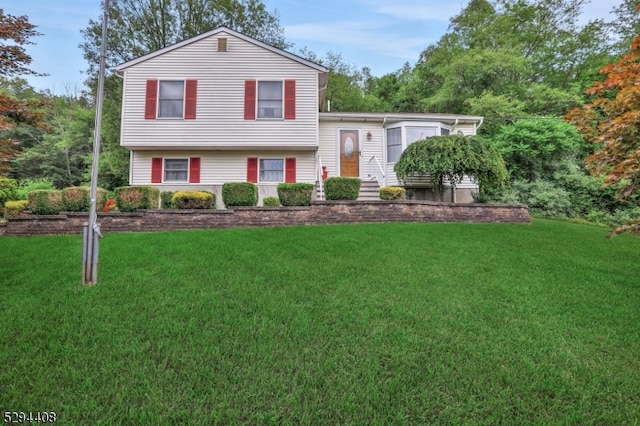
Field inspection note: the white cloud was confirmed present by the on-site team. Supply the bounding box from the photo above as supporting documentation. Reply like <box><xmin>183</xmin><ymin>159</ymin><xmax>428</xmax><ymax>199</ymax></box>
<box><xmin>359</xmin><ymin>0</ymin><xmax>463</xmax><ymax>22</ymax></box>
<box><xmin>285</xmin><ymin>20</ymin><xmax>434</xmax><ymax>62</ymax></box>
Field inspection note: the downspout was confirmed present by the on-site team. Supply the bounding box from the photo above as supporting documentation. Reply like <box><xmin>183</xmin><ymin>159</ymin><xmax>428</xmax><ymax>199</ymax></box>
<box><xmin>382</xmin><ymin>114</ymin><xmax>388</xmax><ymax>186</ymax></box>
<box><xmin>475</xmin><ymin>117</ymin><xmax>484</xmax><ymax>133</ymax></box>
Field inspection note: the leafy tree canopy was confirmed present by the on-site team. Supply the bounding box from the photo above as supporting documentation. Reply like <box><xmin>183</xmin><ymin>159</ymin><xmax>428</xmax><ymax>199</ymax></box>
<box><xmin>0</xmin><ymin>9</ymin><xmax>48</xmax><ymax>176</ymax></box>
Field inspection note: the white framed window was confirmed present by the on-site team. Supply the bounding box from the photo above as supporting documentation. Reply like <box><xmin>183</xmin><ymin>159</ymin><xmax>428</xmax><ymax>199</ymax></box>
<box><xmin>164</xmin><ymin>159</ymin><xmax>189</xmax><ymax>182</ymax></box>
<box><xmin>386</xmin><ymin>127</ymin><xmax>402</xmax><ymax>163</ymax></box>
<box><xmin>257</xmin><ymin>81</ymin><xmax>283</xmax><ymax>119</ymax></box>
<box><xmin>158</xmin><ymin>81</ymin><xmax>184</xmax><ymax>118</ymax></box>
<box><xmin>259</xmin><ymin>158</ymin><xmax>284</xmax><ymax>182</ymax></box>
<box><xmin>407</xmin><ymin>127</ymin><xmax>437</xmax><ymax>145</ymax></box>
<box><xmin>386</xmin><ymin>124</ymin><xmax>439</xmax><ymax>163</ymax></box>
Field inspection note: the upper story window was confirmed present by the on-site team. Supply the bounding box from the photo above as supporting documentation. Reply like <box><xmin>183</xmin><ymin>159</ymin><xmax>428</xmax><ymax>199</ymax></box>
<box><xmin>258</xmin><ymin>81</ymin><xmax>283</xmax><ymax>119</ymax></box>
<box><xmin>244</xmin><ymin>80</ymin><xmax>296</xmax><ymax>120</ymax></box>
<box><xmin>145</xmin><ymin>79</ymin><xmax>197</xmax><ymax>120</ymax></box>
<box><xmin>158</xmin><ymin>81</ymin><xmax>185</xmax><ymax>118</ymax></box>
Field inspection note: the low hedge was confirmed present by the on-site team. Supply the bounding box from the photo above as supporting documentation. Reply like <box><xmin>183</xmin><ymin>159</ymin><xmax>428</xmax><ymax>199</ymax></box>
<box><xmin>222</xmin><ymin>182</ymin><xmax>258</xmax><ymax>208</ymax></box>
<box><xmin>114</xmin><ymin>186</ymin><xmax>160</xmax><ymax>212</ymax></box>
<box><xmin>262</xmin><ymin>196</ymin><xmax>280</xmax><ymax>207</ymax></box>
<box><xmin>161</xmin><ymin>191</ymin><xmax>175</xmax><ymax>209</ymax></box>
<box><xmin>277</xmin><ymin>183</ymin><xmax>314</xmax><ymax>206</ymax></box>
<box><xmin>28</xmin><ymin>190</ymin><xmax>63</xmax><ymax>215</ymax></box>
<box><xmin>4</xmin><ymin>200</ymin><xmax>28</xmax><ymax>219</ymax></box>
<box><xmin>62</xmin><ymin>186</ymin><xmax>107</xmax><ymax>212</ymax></box>
<box><xmin>324</xmin><ymin>177</ymin><xmax>361</xmax><ymax>200</ymax></box>
<box><xmin>171</xmin><ymin>190</ymin><xmax>215</xmax><ymax>209</ymax></box>
<box><xmin>380</xmin><ymin>186</ymin><xmax>406</xmax><ymax>200</ymax></box>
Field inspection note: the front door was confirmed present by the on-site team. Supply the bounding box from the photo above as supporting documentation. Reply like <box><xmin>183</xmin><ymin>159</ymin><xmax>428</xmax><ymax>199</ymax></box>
<box><xmin>340</xmin><ymin>130</ymin><xmax>360</xmax><ymax>177</ymax></box>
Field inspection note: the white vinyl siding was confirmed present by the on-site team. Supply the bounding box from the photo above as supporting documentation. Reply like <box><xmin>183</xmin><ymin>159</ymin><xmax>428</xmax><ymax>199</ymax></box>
<box><xmin>119</xmin><ymin>32</ymin><xmax>319</xmax><ymax>151</ymax></box>
<box><xmin>131</xmin><ymin>151</ymin><xmax>316</xmax><ymax>185</ymax></box>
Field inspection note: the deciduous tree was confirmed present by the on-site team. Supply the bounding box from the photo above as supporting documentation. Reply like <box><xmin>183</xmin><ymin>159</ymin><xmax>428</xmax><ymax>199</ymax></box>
<box><xmin>565</xmin><ymin>32</ymin><xmax>640</xmax><ymax>236</ymax></box>
<box><xmin>0</xmin><ymin>9</ymin><xmax>47</xmax><ymax>176</ymax></box>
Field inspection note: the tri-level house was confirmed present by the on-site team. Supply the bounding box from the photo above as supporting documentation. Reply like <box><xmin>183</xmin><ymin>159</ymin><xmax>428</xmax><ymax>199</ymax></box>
<box><xmin>116</xmin><ymin>26</ymin><xmax>484</xmax><ymax>208</ymax></box>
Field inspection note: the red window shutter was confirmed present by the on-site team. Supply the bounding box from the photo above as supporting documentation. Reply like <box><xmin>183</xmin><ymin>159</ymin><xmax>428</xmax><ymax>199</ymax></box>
<box><xmin>185</xmin><ymin>80</ymin><xmax>197</xmax><ymax>119</ymax></box>
<box><xmin>189</xmin><ymin>157</ymin><xmax>201</xmax><ymax>183</ymax></box>
<box><xmin>247</xmin><ymin>157</ymin><xmax>258</xmax><ymax>183</ymax></box>
<box><xmin>145</xmin><ymin>80</ymin><xmax>158</xmax><ymax>119</ymax></box>
<box><xmin>284</xmin><ymin>80</ymin><xmax>296</xmax><ymax>120</ymax></box>
<box><xmin>244</xmin><ymin>80</ymin><xmax>256</xmax><ymax>120</ymax></box>
<box><xmin>151</xmin><ymin>157</ymin><xmax>163</xmax><ymax>183</ymax></box>
<box><xmin>285</xmin><ymin>158</ymin><xmax>296</xmax><ymax>183</ymax></box>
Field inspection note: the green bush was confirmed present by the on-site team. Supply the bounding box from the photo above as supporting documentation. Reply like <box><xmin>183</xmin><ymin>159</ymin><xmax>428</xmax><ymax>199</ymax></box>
<box><xmin>16</xmin><ymin>178</ymin><xmax>55</xmax><ymax>200</ymax></box>
<box><xmin>512</xmin><ymin>180</ymin><xmax>572</xmax><ymax>218</ymax></box>
<box><xmin>114</xmin><ymin>186</ymin><xmax>160</xmax><ymax>212</ymax></box>
<box><xmin>324</xmin><ymin>177</ymin><xmax>361</xmax><ymax>200</ymax></box>
<box><xmin>61</xmin><ymin>186</ymin><xmax>107</xmax><ymax>212</ymax></box>
<box><xmin>0</xmin><ymin>177</ymin><xmax>18</xmax><ymax>206</ymax></box>
<box><xmin>171</xmin><ymin>190</ymin><xmax>215</xmax><ymax>209</ymax></box>
<box><xmin>221</xmin><ymin>182</ymin><xmax>258</xmax><ymax>208</ymax></box>
<box><xmin>379</xmin><ymin>186</ymin><xmax>406</xmax><ymax>200</ymax></box>
<box><xmin>262</xmin><ymin>196</ymin><xmax>281</xmax><ymax>207</ymax></box>
<box><xmin>161</xmin><ymin>191</ymin><xmax>176</xmax><ymax>209</ymax></box>
<box><xmin>28</xmin><ymin>190</ymin><xmax>63</xmax><ymax>215</ymax></box>
<box><xmin>4</xmin><ymin>200</ymin><xmax>28</xmax><ymax>219</ymax></box>
<box><xmin>277</xmin><ymin>183</ymin><xmax>314</xmax><ymax>206</ymax></box>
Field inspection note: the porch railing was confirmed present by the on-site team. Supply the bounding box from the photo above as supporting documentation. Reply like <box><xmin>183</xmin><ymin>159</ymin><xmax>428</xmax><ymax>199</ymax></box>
<box><xmin>368</xmin><ymin>155</ymin><xmax>385</xmax><ymax>186</ymax></box>
<box><xmin>317</xmin><ymin>155</ymin><xmax>325</xmax><ymax>200</ymax></box>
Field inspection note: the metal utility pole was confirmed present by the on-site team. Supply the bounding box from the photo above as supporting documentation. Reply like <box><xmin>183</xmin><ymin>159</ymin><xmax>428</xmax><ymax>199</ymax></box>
<box><xmin>83</xmin><ymin>0</ymin><xmax>109</xmax><ymax>285</ymax></box>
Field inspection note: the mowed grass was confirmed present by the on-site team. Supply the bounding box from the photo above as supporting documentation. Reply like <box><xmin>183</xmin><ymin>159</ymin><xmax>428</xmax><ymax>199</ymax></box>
<box><xmin>1</xmin><ymin>219</ymin><xmax>639</xmax><ymax>424</ymax></box>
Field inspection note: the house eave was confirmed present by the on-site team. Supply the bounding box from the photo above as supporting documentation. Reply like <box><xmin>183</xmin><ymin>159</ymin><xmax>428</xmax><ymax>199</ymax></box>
<box><xmin>122</xmin><ymin>144</ymin><xmax>319</xmax><ymax>152</ymax></box>
<box><xmin>319</xmin><ymin>112</ymin><xmax>484</xmax><ymax>126</ymax></box>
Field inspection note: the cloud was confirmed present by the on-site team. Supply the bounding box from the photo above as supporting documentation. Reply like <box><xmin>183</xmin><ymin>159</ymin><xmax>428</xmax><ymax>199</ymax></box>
<box><xmin>359</xmin><ymin>0</ymin><xmax>463</xmax><ymax>22</ymax></box>
<box><xmin>285</xmin><ymin>20</ymin><xmax>435</xmax><ymax>62</ymax></box>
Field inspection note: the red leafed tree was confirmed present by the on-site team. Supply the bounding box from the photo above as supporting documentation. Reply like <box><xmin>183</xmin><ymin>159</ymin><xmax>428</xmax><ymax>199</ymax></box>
<box><xmin>0</xmin><ymin>8</ymin><xmax>48</xmax><ymax>176</ymax></box>
<box><xmin>565</xmin><ymin>31</ymin><xmax>640</xmax><ymax>236</ymax></box>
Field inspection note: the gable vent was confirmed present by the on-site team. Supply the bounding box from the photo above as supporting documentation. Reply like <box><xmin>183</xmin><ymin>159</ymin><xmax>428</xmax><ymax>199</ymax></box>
<box><xmin>217</xmin><ymin>38</ymin><xmax>227</xmax><ymax>52</ymax></box>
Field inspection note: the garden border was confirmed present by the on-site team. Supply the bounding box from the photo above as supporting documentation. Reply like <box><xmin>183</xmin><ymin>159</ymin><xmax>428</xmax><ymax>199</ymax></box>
<box><xmin>0</xmin><ymin>200</ymin><xmax>530</xmax><ymax>236</ymax></box>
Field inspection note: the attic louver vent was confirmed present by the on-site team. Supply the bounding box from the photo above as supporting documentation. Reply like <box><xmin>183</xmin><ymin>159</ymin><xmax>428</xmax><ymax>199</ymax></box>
<box><xmin>218</xmin><ymin>38</ymin><xmax>227</xmax><ymax>52</ymax></box>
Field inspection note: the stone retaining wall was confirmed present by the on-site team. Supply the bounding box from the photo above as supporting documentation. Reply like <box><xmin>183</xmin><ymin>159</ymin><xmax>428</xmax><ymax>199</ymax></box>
<box><xmin>0</xmin><ymin>201</ymin><xmax>530</xmax><ymax>236</ymax></box>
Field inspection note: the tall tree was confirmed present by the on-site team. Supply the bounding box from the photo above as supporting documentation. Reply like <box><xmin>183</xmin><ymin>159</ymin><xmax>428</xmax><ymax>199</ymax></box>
<box><xmin>565</xmin><ymin>32</ymin><xmax>640</xmax><ymax>236</ymax></box>
<box><xmin>412</xmin><ymin>0</ymin><xmax>610</xmax><ymax>120</ymax></box>
<box><xmin>0</xmin><ymin>9</ymin><xmax>48</xmax><ymax>176</ymax></box>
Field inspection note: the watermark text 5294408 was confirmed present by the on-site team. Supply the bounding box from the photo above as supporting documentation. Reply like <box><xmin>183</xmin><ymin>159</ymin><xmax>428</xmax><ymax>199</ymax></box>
<box><xmin>3</xmin><ymin>412</ymin><xmax>56</xmax><ymax>423</ymax></box>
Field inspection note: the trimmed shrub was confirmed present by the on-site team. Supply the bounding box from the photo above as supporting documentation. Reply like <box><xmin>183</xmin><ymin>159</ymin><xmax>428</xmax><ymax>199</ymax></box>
<box><xmin>263</xmin><ymin>196</ymin><xmax>281</xmax><ymax>207</ymax></box>
<box><xmin>61</xmin><ymin>186</ymin><xmax>107</xmax><ymax>212</ymax></box>
<box><xmin>277</xmin><ymin>183</ymin><xmax>314</xmax><ymax>206</ymax></box>
<box><xmin>0</xmin><ymin>177</ymin><xmax>18</xmax><ymax>206</ymax></box>
<box><xmin>324</xmin><ymin>177</ymin><xmax>361</xmax><ymax>200</ymax></box>
<box><xmin>380</xmin><ymin>186</ymin><xmax>406</xmax><ymax>200</ymax></box>
<box><xmin>221</xmin><ymin>182</ymin><xmax>258</xmax><ymax>208</ymax></box>
<box><xmin>4</xmin><ymin>200</ymin><xmax>28</xmax><ymax>219</ymax></box>
<box><xmin>114</xmin><ymin>186</ymin><xmax>160</xmax><ymax>212</ymax></box>
<box><xmin>161</xmin><ymin>191</ymin><xmax>176</xmax><ymax>209</ymax></box>
<box><xmin>171</xmin><ymin>190</ymin><xmax>215</xmax><ymax>209</ymax></box>
<box><xmin>28</xmin><ymin>190</ymin><xmax>63</xmax><ymax>215</ymax></box>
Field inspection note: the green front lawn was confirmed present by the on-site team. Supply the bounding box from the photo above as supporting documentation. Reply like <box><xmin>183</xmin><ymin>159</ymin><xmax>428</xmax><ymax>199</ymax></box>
<box><xmin>1</xmin><ymin>220</ymin><xmax>639</xmax><ymax>424</ymax></box>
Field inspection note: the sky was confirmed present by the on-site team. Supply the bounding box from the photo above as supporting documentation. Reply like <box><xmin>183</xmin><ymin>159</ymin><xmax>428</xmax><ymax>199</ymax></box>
<box><xmin>3</xmin><ymin>0</ymin><xmax>620</xmax><ymax>94</ymax></box>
